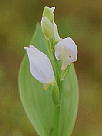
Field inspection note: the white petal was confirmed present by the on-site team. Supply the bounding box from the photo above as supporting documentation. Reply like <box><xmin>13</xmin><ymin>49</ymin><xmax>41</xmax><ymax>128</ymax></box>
<box><xmin>24</xmin><ymin>45</ymin><xmax>55</xmax><ymax>83</ymax></box>
<box><xmin>55</xmin><ymin>37</ymin><xmax>77</xmax><ymax>70</ymax></box>
<box><xmin>54</xmin><ymin>23</ymin><xmax>62</xmax><ymax>42</ymax></box>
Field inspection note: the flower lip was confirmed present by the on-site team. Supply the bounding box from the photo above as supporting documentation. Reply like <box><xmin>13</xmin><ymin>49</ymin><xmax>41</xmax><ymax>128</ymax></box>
<box><xmin>24</xmin><ymin>45</ymin><xmax>55</xmax><ymax>83</ymax></box>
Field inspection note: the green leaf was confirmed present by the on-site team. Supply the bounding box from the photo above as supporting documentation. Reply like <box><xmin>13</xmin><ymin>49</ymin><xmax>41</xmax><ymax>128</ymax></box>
<box><xmin>18</xmin><ymin>24</ymin><xmax>78</xmax><ymax>136</ymax></box>
<box><xmin>19</xmin><ymin>24</ymin><xmax>57</xmax><ymax>136</ymax></box>
<box><xmin>58</xmin><ymin>64</ymin><xmax>78</xmax><ymax>136</ymax></box>
<box><xmin>30</xmin><ymin>24</ymin><xmax>48</xmax><ymax>55</ymax></box>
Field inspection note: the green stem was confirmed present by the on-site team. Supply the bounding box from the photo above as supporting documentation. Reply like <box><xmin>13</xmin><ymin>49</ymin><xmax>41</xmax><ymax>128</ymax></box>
<box><xmin>48</xmin><ymin>41</ymin><xmax>60</xmax><ymax>86</ymax></box>
<box><xmin>47</xmin><ymin>40</ymin><xmax>71</xmax><ymax>136</ymax></box>
<box><xmin>61</xmin><ymin>65</ymin><xmax>71</xmax><ymax>81</ymax></box>
<box><xmin>46</xmin><ymin>40</ymin><xmax>61</xmax><ymax>136</ymax></box>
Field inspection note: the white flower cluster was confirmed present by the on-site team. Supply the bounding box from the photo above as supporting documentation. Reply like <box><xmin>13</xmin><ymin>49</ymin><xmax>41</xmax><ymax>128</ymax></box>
<box><xmin>24</xmin><ymin>7</ymin><xmax>77</xmax><ymax>84</ymax></box>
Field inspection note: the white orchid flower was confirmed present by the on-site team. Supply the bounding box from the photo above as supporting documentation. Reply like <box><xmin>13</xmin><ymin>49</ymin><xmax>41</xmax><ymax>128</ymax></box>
<box><xmin>24</xmin><ymin>45</ymin><xmax>55</xmax><ymax>83</ymax></box>
<box><xmin>55</xmin><ymin>37</ymin><xmax>77</xmax><ymax>70</ymax></box>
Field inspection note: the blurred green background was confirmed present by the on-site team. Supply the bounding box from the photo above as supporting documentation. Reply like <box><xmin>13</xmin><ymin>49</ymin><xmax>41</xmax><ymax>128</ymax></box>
<box><xmin>0</xmin><ymin>0</ymin><xmax>102</xmax><ymax>136</ymax></box>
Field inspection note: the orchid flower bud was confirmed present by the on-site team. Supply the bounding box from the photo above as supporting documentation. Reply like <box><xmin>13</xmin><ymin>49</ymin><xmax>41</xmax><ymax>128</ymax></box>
<box><xmin>41</xmin><ymin>6</ymin><xmax>61</xmax><ymax>42</ymax></box>
<box><xmin>41</xmin><ymin>16</ymin><xmax>54</xmax><ymax>40</ymax></box>
<box><xmin>43</xmin><ymin>6</ymin><xmax>55</xmax><ymax>22</ymax></box>
<box><xmin>24</xmin><ymin>45</ymin><xmax>55</xmax><ymax>83</ymax></box>
<box><xmin>55</xmin><ymin>38</ymin><xmax>77</xmax><ymax>70</ymax></box>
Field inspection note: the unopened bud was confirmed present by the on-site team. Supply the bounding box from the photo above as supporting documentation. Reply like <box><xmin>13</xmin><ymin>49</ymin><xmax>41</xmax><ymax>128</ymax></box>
<box><xmin>41</xmin><ymin>16</ymin><xmax>54</xmax><ymax>40</ymax></box>
<box><xmin>43</xmin><ymin>6</ymin><xmax>55</xmax><ymax>22</ymax></box>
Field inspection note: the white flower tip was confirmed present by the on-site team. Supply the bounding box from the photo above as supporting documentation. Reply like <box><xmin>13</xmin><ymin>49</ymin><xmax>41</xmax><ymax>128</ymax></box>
<box><xmin>24</xmin><ymin>47</ymin><xmax>28</xmax><ymax>50</ymax></box>
<box><xmin>24</xmin><ymin>45</ymin><xmax>34</xmax><ymax>50</ymax></box>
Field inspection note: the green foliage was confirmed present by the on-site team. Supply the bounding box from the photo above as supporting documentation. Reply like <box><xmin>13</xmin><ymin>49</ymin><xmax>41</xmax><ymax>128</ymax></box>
<box><xmin>58</xmin><ymin>64</ymin><xmax>78</xmax><ymax>136</ymax></box>
<box><xmin>18</xmin><ymin>24</ymin><xmax>78</xmax><ymax>136</ymax></box>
